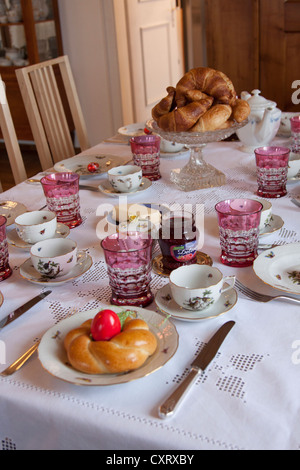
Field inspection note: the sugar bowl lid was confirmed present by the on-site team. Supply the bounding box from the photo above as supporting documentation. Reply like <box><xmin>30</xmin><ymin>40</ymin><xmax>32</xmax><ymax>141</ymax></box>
<box><xmin>241</xmin><ymin>89</ymin><xmax>277</xmax><ymax>110</ymax></box>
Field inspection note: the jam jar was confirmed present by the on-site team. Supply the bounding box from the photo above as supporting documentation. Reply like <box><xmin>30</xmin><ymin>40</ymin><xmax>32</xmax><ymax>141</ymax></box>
<box><xmin>158</xmin><ymin>211</ymin><xmax>198</xmax><ymax>272</ymax></box>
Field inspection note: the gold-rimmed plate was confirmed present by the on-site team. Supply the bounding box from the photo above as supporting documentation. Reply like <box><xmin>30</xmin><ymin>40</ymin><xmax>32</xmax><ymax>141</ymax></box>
<box><xmin>0</xmin><ymin>201</ymin><xmax>27</xmax><ymax>226</ymax></box>
<box><xmin>0</xmin><ymin>291</ymin><xmax>3</xmax><ymax>308</ymax></box>
<box><xmin>38</xmin><ymin>306</ymin><xmax>178</xmax><ymax>386</ymax></box>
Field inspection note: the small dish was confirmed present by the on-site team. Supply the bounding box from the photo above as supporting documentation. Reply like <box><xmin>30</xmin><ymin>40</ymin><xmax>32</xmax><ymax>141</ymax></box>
<box><xmin>0</xmin><ymin>201</ymin><xmax>27</xmax><ymax>226</ymax></box>
<box><xmin>155</xmin><ymin>283</ymin><xmax>238</xmax><ymax>322</ymax></box>
<box><xmin>98</xmin><ymin>177</ymin><xmax>152</xmax><ymax>197</ymax></box>
<box><xmin>259</xmin><ymin>214</ymin><xmax>284</xmax><ymax>237</ymax></box>
<box><xmin>7</xmin><ymin>223</ymin><xmax>70</xmax><ymax>250</ymax></box>
<box><xmin>19</xmin><ymin>252</ymin><xmax>93</xmax><ymax>286</ymax></box>
<box><xmin>160</xmin><ymin>148</ymin><xmax>190</xmax><ymax>158</ymax></box>
<box><xmin>118</xmin><ymin>122</ymin><xmax>146</xmax><ymax>137</ymax></box>
<box><xmin>152</xmin><ymin>252</ymin><xmax>213</xmax><ymax>277</ymax></box>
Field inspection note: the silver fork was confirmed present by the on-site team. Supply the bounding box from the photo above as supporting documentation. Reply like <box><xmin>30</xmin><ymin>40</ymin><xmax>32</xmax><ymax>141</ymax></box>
<box><xmin>235</xmin><ymin>279</ymin><xmax>300</xmax><ymax>305</ymax></box>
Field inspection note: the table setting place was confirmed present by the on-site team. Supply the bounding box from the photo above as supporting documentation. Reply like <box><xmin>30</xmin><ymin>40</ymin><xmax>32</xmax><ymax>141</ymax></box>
<box><xmin>0</xmin><ymin>67</ymin><xmax>300</xmax><ymax>451</ymax></box>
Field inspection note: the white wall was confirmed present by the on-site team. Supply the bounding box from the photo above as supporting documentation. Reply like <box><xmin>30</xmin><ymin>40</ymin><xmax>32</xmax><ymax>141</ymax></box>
<box><xmin>57</xmin><ymin>0</ymin><xmax>123</xmax><ymax>146</ymax></box>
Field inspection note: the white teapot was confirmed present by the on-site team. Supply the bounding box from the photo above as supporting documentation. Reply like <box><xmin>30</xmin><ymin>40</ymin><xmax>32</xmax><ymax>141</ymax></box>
<box><xmin>236</xmin><ymin>89</ymin><xmax>282</xmax><ymax>153</ymax></box>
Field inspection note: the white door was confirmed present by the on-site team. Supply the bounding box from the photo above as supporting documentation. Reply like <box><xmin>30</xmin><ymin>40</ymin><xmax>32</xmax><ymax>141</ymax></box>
<box><xmin>114</xmin><ymin>0</ymin><xmax>185</xmax><ymax>124</ymax></box>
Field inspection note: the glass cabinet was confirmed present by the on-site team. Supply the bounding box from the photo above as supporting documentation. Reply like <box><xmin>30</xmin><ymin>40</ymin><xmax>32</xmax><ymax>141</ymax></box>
<box><xmin>0</xmin><ymin>0</ymin><xmax>63</xmax><ymax>140</ymax></box>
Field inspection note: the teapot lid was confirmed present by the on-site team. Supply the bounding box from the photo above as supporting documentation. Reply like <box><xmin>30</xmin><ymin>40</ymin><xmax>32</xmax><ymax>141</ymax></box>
<box><xmin>242</xmin><ymin>89</ymin><xmax>277</xmax><ymax>109</ymax></box>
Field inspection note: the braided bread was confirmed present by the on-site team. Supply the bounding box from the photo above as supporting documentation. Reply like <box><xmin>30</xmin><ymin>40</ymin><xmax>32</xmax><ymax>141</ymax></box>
<box><xmin>64</xmin><ymin>318</ymin><xmax>157</xmax><ymax>374</ymax></box>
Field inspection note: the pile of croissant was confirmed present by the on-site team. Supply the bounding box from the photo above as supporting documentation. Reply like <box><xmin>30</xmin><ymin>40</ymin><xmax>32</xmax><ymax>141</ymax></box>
<box><xmin>152</xmin><ymin>67</ymin><xmax>250</xmax><ymax>133</ymax></box>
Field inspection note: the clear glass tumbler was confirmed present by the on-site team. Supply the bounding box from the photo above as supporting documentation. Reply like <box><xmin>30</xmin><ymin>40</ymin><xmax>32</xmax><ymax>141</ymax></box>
<box><xmin>41</xmin><ymin>173</ymin><xmax>82</xmax><ymax>229</ymax></box>
<box><xmin>130</xmin><ymin>135</ymin><xmax>161</xmax><ymax>181</ymax></box>
<box><xmin>290</xmin><ymin>116</ymin><xmax>300</xmax><ymax>154</ymax></box>
<box><xmin>101</xmin><ymin>231</ymin><xmax>153</xmax><ymax>307</ymax></box>
<box><xmin>0</xmin><ymin>216</ymin><xmax>12</xmax><ymax>281</ymax></box>
<box><xmin>254</xmin><ymin>146</ymin><xmax>290</xmax><ymax>198</ymax></box>
<box><xmin>215</xmin><ymin>199</ymin><xmax>263</xmax><ymax>267</ymax></box>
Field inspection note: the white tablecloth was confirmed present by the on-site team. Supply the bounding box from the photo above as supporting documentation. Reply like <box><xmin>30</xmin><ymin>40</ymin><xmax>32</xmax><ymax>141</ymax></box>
<box><xmin>0</xmin><ymin>137</ymin><xmax>300</xmax><ymax>451</ymax></box>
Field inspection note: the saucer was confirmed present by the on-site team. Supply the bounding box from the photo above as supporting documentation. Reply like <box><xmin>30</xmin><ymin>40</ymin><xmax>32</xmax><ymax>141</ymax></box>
<box><xmin>155</xmin><ymin>283</ymin><xmax>238</xmax><ymax>322</ymax></box>
<box><xmin>152</xmin><ymin>252</ymin><xmax>213</xmax><ymax>277</ymax></box>
<box><xmin>98</xmin><ymin>178</ymin><xmax>152</xmax><ymax>197</ymax></box>
<box><xmin>259</xmin><ymin>214</ymin><xmax>284</xmax><ymax>237</ymax></box>
<box><xmin>7</xmin><ymin>223</ymin><xmax>70</xmax><ymax>250</ymax></box>
<box><xmin>0</xmin><ymin>201</ymin><xmax>27</xmax><ymax>226</ymax></box>
<box><xmin>19</xmin><ymin>252</ymin><xmax>93</xmax><ymax>286</ymax></box>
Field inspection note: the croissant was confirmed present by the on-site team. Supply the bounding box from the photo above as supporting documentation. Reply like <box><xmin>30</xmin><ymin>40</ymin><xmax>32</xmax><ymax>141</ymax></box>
<box><xmin>191</xmin><ymin>104</ymin><xmax>233</xmax><ymax>132</ymax></box>
<box><xmin>157</xmin><ymin>97</ymin><xmax>213</xmax><ymax>132</ymax></box>
<box><xmin>175</xmin><ymin>67</ymin><xmax>236</xmax><ymax>108</ymax></box>
<box><xmin>64</xmin><ymin>318</ymin><xmax>157</xmax><ymax>375</ymax></box>
<box><xmin>152</xmin><ymin>86</ymin><xmax>176</xmax><ymax>121</ymax></box>
<box><xmin>231</xmin><ymin>98</ymin><xmax>251</xmax><ymax>123</ymax></box>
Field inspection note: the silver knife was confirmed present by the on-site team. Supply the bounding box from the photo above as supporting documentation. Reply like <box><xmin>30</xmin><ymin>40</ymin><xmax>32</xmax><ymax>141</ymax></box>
<box><xmin>291</xmin><ymin>198</ymin><xmax>300</xmax><ymax>208</ymax></box>
<box><xmin>0</xmin><ymin>290</ymin><xmax>51</xmax><ymax>330</ymax></box>
<box><xmin>158</xmin><ymin>320</ymin><xmax>235</xmax><ymax>419</ymax></box>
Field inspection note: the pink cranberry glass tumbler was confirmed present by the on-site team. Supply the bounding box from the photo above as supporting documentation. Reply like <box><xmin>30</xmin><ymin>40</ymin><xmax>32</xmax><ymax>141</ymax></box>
<box><xmin>290</xmin><ymin>116</ymin><xmax>300</xmax><ymax>153</ymax></box>
<box><xmin>41</xmin><ymin>173</ymin><xmax>82</xmax><ymax>229</ymax></box>
<box><xmin>0</xmin><ymin>216</ymin><xmax>12</xmax><ymax>281</ymax></box>
<box><xmin>130</xmin><ymin>135</ymin><xmax>161</xmax><ymax>181</ymax></box>
<box><xmin>101</xmin><ymin>232</ymin><xmax>153</xmax><ymax>307</ymax></box>
<box><xmin>215</xmin><ymin>199</ymin><xmax>262</xmax><ymax>267</ymax></box>
<box><xmin>254</xmin><ymin>146</ymin><xmax>290</xmax><ymax>198</ymax></box>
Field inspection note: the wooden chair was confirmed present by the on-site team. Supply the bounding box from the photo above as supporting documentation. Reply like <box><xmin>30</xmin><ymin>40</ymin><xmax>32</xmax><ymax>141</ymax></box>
<box><xmin>16</xmin><ymin>55</ymin><xmax>90</xmax><ymax>171</ymax></box>
<box><xmin>0</xmin><ymin>76</ymin><xmax>27</xmax><ymax>188</ymax></box>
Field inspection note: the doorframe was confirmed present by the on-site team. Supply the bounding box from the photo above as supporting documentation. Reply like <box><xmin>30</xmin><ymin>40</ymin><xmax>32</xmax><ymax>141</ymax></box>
<box><xmin>112</xmin><ymin>0</ymin><xmax>135</xmax><ymax>125</ymax></box>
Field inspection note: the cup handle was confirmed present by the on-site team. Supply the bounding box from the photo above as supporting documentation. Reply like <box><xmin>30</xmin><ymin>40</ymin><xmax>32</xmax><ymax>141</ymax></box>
<box><xmin>220</xmin><ymin>275</ymin><xmax>236</xmax><ymax>293</ymax></box>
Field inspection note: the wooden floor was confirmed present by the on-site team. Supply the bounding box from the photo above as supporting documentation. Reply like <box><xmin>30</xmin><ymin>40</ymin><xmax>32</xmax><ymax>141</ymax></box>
<box><xmin>0</xmin><ymin>144</ymin><xmax>42</xmax><ymax>192</ymax></box>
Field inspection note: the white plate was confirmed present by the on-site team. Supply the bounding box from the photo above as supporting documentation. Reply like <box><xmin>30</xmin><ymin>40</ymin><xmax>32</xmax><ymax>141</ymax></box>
<box><xmin>160</xmin><ymin>148</ymin><xmax>190</xmax><ymax>158</ymax></box>
<box><xmin>118</xmin><ymin>122</ymin><xmax>146</xmax><ymax>137</ymax></box>
<box><xmin>253</xmin><ymin>243</ymin><xmax>300</xmax><ymax>295</ymax></box>
<box><xmin>19</xmin><ymin>252</ymin><xmax>93</xmax><ymax>286</ymax></box>
<box><xmin>7</xmin><ymin>223</ymin><xmax>70</xmax><ymax>250</ymax></box>
<box><xmin>0</xmin><ymin>201</ymin><xmax>27</xmax><ymax>226</ymax></box>
<box><xmin>53</xmin><ymin>154</ymin><xmax>131</xmax><ymax>178</ymax></box>
<box><xmin>259</xmin><ymin>214</ymin><xmax>284</xmax><ymax>237</ymax></box>
<box><xmin>38</xmin><ymin>306</ymin><xmax>178</xmax><ymax>386</ymax></box>
<box><xmin>98</xmin><ymin>177</ymin><xmax>152</xmax><ymax>197</ymax></box>
<box><xmin>155</xmin><ymin>283</ymin><xmax>238</xmax><ymax>322</ymax></box>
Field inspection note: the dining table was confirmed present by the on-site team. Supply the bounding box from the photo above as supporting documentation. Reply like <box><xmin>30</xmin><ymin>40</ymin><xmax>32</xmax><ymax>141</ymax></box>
<box><xmin>0</xmin><ymin>129</ymin><xmax>300</xmax><ymax>452</ymax></box>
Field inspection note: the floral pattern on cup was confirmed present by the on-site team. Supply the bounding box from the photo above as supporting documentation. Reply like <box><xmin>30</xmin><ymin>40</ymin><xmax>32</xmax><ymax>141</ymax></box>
<box><xmin>169</xmin><ymin>265</ymin><xmax>236</xmax><ymax>311</ymax></box>
<box><xmin>108</xmin><ymin>165</ymin><xmax>143</xmax><ymax>193</ymax></box>
<box><xmin>30</xmin><ymin>238</ymin><xmax>78</xmax><ymax>279</ymax></box>
<box><xmin>15</xmin><ymin>211</ymin><xmax>57</xmax><ymax>244</ymax></box>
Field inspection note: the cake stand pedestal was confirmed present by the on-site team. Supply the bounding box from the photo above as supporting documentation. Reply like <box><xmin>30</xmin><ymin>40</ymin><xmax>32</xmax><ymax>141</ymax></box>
<box><xmin>146</xmin><ymin>119</ymin><xmax>247</xmax><ymax>192</ymax></box>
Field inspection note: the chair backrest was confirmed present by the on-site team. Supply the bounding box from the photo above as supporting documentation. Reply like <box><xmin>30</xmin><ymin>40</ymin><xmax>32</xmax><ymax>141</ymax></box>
<box><xmin>0</xmin><ymin>76</ymin><xmax>27</xmax><ymax>187</ymax></box>
<box><xmin>16</xmin><ymin>55</ymin><xmax>90</xmax><ymax>170</ymax></box>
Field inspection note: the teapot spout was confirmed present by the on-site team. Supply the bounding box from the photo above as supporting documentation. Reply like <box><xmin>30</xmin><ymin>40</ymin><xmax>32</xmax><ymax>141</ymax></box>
<box><xmin>256</xmin><ymin>107</ymin><xmax>275</xmax><ymax>141</ymax></box>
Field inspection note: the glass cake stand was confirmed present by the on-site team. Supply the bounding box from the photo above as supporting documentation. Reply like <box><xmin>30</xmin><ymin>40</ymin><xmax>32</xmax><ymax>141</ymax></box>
<box><xmin>146</xmin><ymin>119</ymin><xmax>248</xmax><ymax>191</ymax></box>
